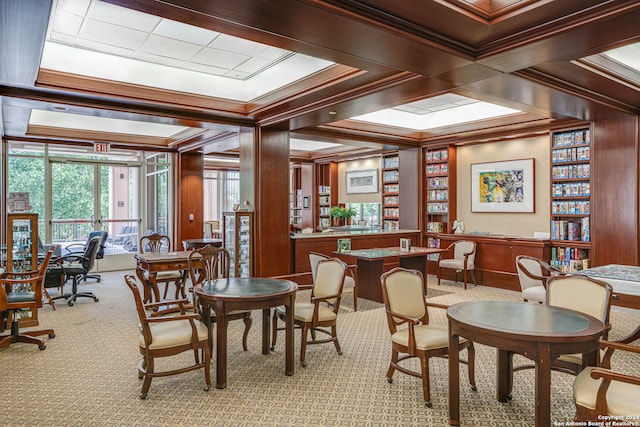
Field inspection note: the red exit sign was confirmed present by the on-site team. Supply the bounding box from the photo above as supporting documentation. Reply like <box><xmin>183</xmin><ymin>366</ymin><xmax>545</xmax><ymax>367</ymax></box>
<box><xmin>94</xmin><ymin>143</ymin><xmax>110</xmax><ymax>153</ymax></box>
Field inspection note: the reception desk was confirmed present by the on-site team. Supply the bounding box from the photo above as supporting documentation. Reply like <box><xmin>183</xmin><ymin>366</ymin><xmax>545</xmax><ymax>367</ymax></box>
<box><xmin>290</xmin><ymin>229</ymin><xmax>421</xmax><ymax>274</ymax></box>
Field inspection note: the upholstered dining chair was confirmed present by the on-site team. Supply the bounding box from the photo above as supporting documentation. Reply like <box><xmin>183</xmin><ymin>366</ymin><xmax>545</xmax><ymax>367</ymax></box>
<box><xmin>573</xmin><ymin>340</ymin><xmax>640</xmax><ymax>422</ymax></box>
<box><xmin>124</xmin><ymin>274</ymin><xmax>211</xmax><ymax>399</ymax></box>
<box><xmin>204</xmin><ymin>220</ymin><xmax>221</xmax><ymax>238</ymax></box>
<box><xmin>187</xmin><ymin>245</ymin><xmax>252</xmax><ymax>351</ymax></box>
<box><xmin>0</xmin><ymin>248</ymin><xmax>56</xmax><ymax>350</ymax></box>
<box><xmin>381</xmin><ymin>267</ymin><xmax>476</xmax><ymax>407</ymax></box>
<box><xmin>271</xmin><ymin>257</ymin><xmax>347</xmax><ymax>367</ymax></box>
<box><xmin>139</xmin><ymin>233</ymin><xmax>184</xmax><ymax>300</ymax></box>
<box><xmin>515</xmin><ymin>255</ymin><xmax>561</xmax><ymax>303</ymax></box>
<box><xmin>547</xmin><ymin>274</ymin><xmax>613</xmax><ymax>374</ymax></box>
<box><xmin>309</xmin><ymin>251</ymin><xmax>359</xmax><ymax>311</ymax></box>
<box><xmin>437</xmin><ymin>240</ymin><xmax>477</xmax><ymax>289</ymax></box>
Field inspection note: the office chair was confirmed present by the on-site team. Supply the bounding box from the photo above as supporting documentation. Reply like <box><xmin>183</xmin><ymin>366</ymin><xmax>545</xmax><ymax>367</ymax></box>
<box><xmin>51</xmin><ymin>235</ymin><xmax>101</xmax><ymax>306</ymax></box>
<box><xmin>64</xmin><ymin>230</ymin><xmax>108</xmax><ymax>283</ymax></box>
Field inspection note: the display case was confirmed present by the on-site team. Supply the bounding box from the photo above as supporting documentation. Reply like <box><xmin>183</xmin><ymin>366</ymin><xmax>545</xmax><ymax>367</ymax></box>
<box><xmin>223</xmin><ymin>211</ymin><xmax>254</xmax><ymax>277</ymax></box>
<box><xmin>290</xmin><ymin>166</ymin><xmax>303</xmax><ymax>232</ymax></box>
<box><xmin>381</xmin><ymin>153</ymin><xmax>399</xmax><ymax>231</ymax></box>
<box><xmin>6</xmin><ymin>213</ymin><xmax>39</xmax><ymax>272</ymax></box>
<box><xmin>550</xmin><ymin>127</ymin><xmax>591</xmax><ymax>272</ymax></box>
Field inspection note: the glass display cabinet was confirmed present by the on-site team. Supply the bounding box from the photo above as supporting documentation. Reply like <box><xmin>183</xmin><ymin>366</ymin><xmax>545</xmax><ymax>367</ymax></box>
<box><xmin>223</xmin><ymin>211</ymin><xmax>254</xmax><ymax>277</ymax></box>
<box><xmin>6</xmin><ymin>213</ymin><xmax>39</xmax><ymax>272</ymax></box>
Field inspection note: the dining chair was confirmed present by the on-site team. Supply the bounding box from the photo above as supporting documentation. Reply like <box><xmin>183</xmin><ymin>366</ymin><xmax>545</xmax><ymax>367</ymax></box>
<box><xmin>139</xmin><ymin>233</ymin><xmax>184</xmax><ymax>300</ymax></box>
<box><xmin>437</xmin><ymin>240</ymin><xmax>477</xmax><ymax>289</ymax></box>
<box><xmin>381</xmin><ymin>267</ymin><xmax>476</xmax><ymax>407</ymax></box>
<box><xmin>204</xmin><ymin>220</ymin><xmax>221</xmax><ymax>238</ymax></box>
<box><xmin>187</xmin><ymin>245</ymin><xmax>252</xmax><ymax>351</ymax></box>
<box><xmin>124</xmin><ymin>274</ymin><xmax>211</xmax><ymax>399</ymax></box>
<box><xmin>573</xmin><ymin>340</ymin><xmax>640</xmax><ymax>421</ymax></box>
<box><xmin>515</xmin><ymin>255</ymin><xmax>561</xmax><ymax>303</ymax></box>
<box><xmin>0</xmin><ymin>248</ymin><xmax>56</xmax><ymax>350</ymax></box>
<box><xmin>547</xmin><ymin>274</ymin><xmax>613</xmax><ymax>374</ymax></box>
<box><xmin>271</xmin><ymin>257</ymin><xmax>347</xmax><ymax>367</ymax></box>
<box><xmin>309</xmin><ymin>251</ymin><xmax>358</xmax><ymax>311</ymax></box>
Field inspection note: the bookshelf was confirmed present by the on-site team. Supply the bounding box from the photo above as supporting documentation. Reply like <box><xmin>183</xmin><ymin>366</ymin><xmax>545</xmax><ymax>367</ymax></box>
<box><xmin>424</xmin><ymin>146</ymin><xmax>456</xmax><ymax>263</ymax></box>
<box><xmin>290</xmin><ymin>166</ymin><xmax>303</xmax><ymax>232</ymax></box>
<box><xmin>381</xmin><ymin>153</ymin><xmax>399</xmax><ymax>231</ymax></box>
<box><xmin>316</xmin><ymin>162</ymin><xmax>338</xmax><ymax>229</ymax></box>
<box><xmin>550</xmin><ymin>127</ymin><xmax>591</xmax><ymax>272</ymax></box>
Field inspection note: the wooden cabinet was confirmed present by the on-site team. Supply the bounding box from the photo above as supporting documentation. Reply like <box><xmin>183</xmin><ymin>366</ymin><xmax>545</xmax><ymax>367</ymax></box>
<box><xmin>381</xmin><ymin>153</ymin><xmax>399</xmax><ymax>231</ymax></box>
<box><xmin>222</xmin><ymin>211</ymin><xmax>254</xmax><ymax>277</ymax></box>
<box><xmin>6</xmin><ymin>213</ymin><xmax>39</xmax><ymax>272</ymax></box>
<box><xmin>436</xmin><ymin>233</ymin><xmax>551</xmax><ymax>291</ymax></box>
<box><xmin>550</xmin><ymin>127</ymin><xmax>591</xmax><ymax>272</ymax></box>
<box><xmin>316</xmin><ymin>162</ymin><xmax>338</xmax><ymax>229</ymax></box>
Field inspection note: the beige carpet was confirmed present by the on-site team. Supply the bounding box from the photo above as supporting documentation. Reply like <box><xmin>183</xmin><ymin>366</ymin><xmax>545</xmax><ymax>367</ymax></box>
<box><xmin>1</xmin><ymin>271</ymin><xmax>639</xmax><ymax>427</ymax></box>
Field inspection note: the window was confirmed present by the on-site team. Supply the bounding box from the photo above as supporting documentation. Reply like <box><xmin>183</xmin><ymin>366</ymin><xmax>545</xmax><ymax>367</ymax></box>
<box><xmin>346</xmin><ymin>203</ymin><xmax>381</xmax><ymax>228</ymax></box>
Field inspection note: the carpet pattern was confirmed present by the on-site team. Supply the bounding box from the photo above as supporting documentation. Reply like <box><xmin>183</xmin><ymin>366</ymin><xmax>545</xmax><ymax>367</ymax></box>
<box><xmin>1</xmin><ymin>271</ymin><xmax>639</xmax><ymax>426</ymax></box>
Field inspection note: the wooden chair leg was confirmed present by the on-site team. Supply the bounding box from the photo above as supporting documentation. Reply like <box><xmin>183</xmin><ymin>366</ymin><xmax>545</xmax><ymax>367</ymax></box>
<box><xmin>437</xmin><ymin>265</ymin><xmax>442</xmax><ymax>286</ymax></box>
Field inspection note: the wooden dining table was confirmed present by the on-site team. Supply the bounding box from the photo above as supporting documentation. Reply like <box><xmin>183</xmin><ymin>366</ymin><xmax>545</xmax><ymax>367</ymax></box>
<box><xmin>335</xmin><ymin>246</ymin><xmax>446</xmax><ymax>302</ymax></box>
<box><xmin>194</xmin><ymin>277</ymin><xmax>297</xmax><ymax>389</ymax></box>
<box><xmin>134</xmin><ymin>251</ymin><xmax>192</xmax><ymax>303</ymax></box>
<box><xmin>447</xmin><ymin>301</ymin><xmax>605</xmax><ymax>427</ymax></box>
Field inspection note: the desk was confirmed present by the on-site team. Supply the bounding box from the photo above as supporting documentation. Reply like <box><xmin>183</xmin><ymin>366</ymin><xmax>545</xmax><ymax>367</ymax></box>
<box><xmin>336</xmin><ymin>246</ymin><xmax>446</xmax><ymax>303</ymax></box>
<box><xmin>182</xmin><ymin>238</ymin><xmax>223</xmax><ymax>251</ymax></box>
<box><xmin>194</xmin><ymin>277</ymin><xmax>297</xmax><ymax>389</ymax></box>
<box><xmin>448</xmin><ymin>301</ymin><xmax>605</xmax><ymax>427</ymax></box>
<box><xmin>134</xmin><ymin>251</ymin><xmax>191</xmax><ymax>303</ymax></box>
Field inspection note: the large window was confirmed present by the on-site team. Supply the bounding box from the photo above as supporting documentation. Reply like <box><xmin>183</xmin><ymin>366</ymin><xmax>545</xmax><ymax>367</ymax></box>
<box><xmin>346</xmin><ymin>202</ymin><xmax>381</xmax><ymax>228</ymax></box>
<box><xmin>204</xmin><ymin>170</ymin><xmax>239</xmax><ymax>221</ymax></box>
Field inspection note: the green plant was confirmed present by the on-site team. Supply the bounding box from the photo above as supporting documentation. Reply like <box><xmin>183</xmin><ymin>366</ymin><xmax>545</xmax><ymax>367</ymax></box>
<box><xmin>330</xmin><ymin>206</ymin><xmax>358</xmax><ymax>220</ymax></box>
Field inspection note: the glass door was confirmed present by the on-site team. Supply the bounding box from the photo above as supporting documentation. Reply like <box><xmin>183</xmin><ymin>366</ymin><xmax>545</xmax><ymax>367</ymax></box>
<box><xmin>50</xmin><ymin>161</ymin><xmax>141</xmax><ymax>270</ymax></box>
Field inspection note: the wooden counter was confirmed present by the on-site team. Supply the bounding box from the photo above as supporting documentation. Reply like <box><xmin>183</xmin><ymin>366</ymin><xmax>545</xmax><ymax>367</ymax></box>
<box><xmin>426</xmin><ymin>233</ymin><xmax>552</xmax><ymax>291</ymax></box>
<box><xmin>291</xmin><ymin>229</ymin><xmax>420</xmax><ymax>274</ymax></box>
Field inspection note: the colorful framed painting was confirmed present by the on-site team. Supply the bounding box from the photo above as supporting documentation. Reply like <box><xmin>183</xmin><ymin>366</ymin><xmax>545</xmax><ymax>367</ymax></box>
<box><xmin>471</xmin><ymin>159</ymin><xmax>535</xmax><ymax>213</ymax></box>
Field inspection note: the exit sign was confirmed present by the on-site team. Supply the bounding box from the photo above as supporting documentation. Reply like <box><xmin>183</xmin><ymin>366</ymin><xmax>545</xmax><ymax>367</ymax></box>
<box><xmin>95</xmin><ymin>143</ymin><xmax>110</xmax><ymax>153</ymax></box>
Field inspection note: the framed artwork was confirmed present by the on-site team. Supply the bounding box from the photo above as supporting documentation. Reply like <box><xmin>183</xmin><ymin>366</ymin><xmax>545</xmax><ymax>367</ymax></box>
<box><xmin>337</xmin><ymin>238</ymin><xmax>352</xmax><ymax>253</ymax></box>
<box><xmin>399</xmin><ymin>238</ymin><xmax>411</xmax><ymax>252</ymax></box>
<box><xmin>346</xmin><ymin>169</ymin><xmax>378</xmax><ymax>194</ymax></box>
<box><xmin>471</xmin><ymin>158</ymin><xmax>535</xmax><ymax>213</ymax></box>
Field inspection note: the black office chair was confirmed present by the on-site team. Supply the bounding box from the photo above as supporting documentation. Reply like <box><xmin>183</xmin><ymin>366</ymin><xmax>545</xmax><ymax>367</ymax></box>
<box><xmin>64</xmin><ymin>231</ymin><xmax>108</xmax><ymax>283</ymax></box>
<box><xmin>52</xmin><ymin>235</ymin><xmax>101</xmax><ymax>306</ymax></box>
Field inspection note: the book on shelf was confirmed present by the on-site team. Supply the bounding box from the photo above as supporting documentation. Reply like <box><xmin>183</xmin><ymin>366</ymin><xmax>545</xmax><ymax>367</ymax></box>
<box><xmin>550</xmin><ymin>220</ymin><xmax>589</xmax><ymax>241</ymax></box>
<box><xmin>426</xmin><ymin>222</ymin><xmax>445</xmax><ymax>232</ymax></box>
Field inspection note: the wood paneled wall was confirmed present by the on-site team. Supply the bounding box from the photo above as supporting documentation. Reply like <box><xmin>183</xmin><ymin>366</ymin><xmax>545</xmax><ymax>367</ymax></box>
<box><xmin>592</xmin><ymin>115</ymin><xmax>640</xmax><ymax>266</ymax></box>
<box><xmin>176</xmin><ymin>152</ymin><xmax>204</xmax><ymax>245</ymax></box>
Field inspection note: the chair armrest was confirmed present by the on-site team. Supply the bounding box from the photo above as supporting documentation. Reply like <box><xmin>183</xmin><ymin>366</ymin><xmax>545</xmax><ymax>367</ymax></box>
<box><xmin>53</xmin><ymin>254</ymin><xmax>89</xmax><ymax>264</ymax></box>
<box><xmin>145</xmin><ymin>312</ymin><xmax>201</xmax><ymax>323</ymax></box>
<box><xmin>599</xmin><ymin>339</ymin><xmax>640</xmax><ymax>369</ymax></box>
<box><xmin>310</xmin><ymin>292</ymin><xmax>341</xmax><ymax>304</ymax></box>
<box><xmin>425</xmin><ymin>301</ymin><xmax>450</xmax><ymax>310</ymax></box>
<box><xmin>386</xmin><ymin>309</ymin><xmax>420</xmax><ymax>325</ymax></box>
<box><xmin>270</xmin><ymin>272</ymin><xmax>313</xmax><ymax>288</ymax></box>
<box><xmin>144</xmin><ymin>298</ymin><xmax>190</xmax><ymax>311</ymax></box>
<box><xmin>589</xmin><ymin>367</ymin><xmax>640</xmax><ymax>387</ymax></box>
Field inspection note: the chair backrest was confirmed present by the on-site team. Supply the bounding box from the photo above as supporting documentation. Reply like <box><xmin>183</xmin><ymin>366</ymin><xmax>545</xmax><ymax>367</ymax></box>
<box><xmin>140</xmin><ymin>233</ymin><xmax>171</xmax><ymax>253</ymax></box>
<box><xmin>124</xmin><ymin>274</ymin><xmax>147</xmax><ymax>325</ymax></box>
<box><xmin>312</xmin><ymin>258</ymin><xmax>346</xmax><ymax>307</ymax></box>
<box><xmin>188</xmin><ymin>245</ymin><xmax>230</xmax><ymax>286</ymax></box>
<box><xmin>516</xmin><ymin>255</ymin><xmax>546</xmax><ymax>291</ymax></box>
<box><xmin>1</xmin><ymin>247</ymin><xmax>54</xmax><ymax>309</ymax></box>
<box><xmin>546</xmin><ymin>274</ymin><xmax>613</xmax><ymax>327</ymax></box>
<box><xmin>309</xmin><ymin>251</ymin><xmax>329</xmax><ymax>280</ymax></box>
<box><xmin>82</xmin><ymin>236</ymin><xmax>102</xmax><ymax>272</ymax></box>
<box><xmin>89</xmin><ymin>230</ymin><xmax>108</xmax><ymax>259</ymax></box>
<box><xmin>453</xmin><ymin>240</ymin><xmax>476</xmax><ymax>264</ymax></box>
<box><xmin>380</xmin><ymin>267</ymin><xmax>427</xmax><ymax>333</ymax></box>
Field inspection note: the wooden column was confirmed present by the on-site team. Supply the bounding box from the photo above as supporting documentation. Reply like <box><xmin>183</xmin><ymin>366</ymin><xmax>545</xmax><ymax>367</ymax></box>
<box><xmin>398</xmin><ymin>147</ymin><xmax>420</xmax><ymax>230</ymax></box>
<box><xmin>592</xmin><ymin>115</ymin><xmax>640</xmax><ymax>266</ymax></box>
<box><xmin>176</xmin><ymin>152</ymin><xmax>204</xmax><ymax>245</ymax></box>
<box><xmin>240</xmin><ymin>127</ymin><xmax>291</xmax><ymax>276</ymax></box>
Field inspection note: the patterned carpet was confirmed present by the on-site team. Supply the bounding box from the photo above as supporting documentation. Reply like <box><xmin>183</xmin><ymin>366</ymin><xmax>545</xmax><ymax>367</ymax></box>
<box><xmin>1</xmin><ymin>270</ymin><xmax>639</xmax><ymax>427</ymax></box>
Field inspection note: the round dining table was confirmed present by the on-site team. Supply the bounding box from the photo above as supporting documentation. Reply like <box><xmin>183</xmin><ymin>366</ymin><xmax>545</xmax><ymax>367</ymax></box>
<box><xmin>194</xmin><ymin>276</ymin><xmax>298</xmax><ymax>389</ymax></box>
<box><xmin>447</xmin><ymin>300</ymin><xmax>605</xmax><ymax>427</ymax></box>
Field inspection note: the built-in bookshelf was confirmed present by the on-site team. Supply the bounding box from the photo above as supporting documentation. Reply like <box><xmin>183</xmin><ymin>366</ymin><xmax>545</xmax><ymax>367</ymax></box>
<box><xmin>316</xmin><ymin>162</ymin><xmax>338</xmax><ymax>229</ymax></box>
<box><xmin>382</xmin><ymin>153</ymin><xmax>399</xmax><ymax>231</ymax></box>
<box><xmin>550</xmin><ymin>127</ymin><xmax>591</xmax><ymax>272</ymax></box>
<box><xmin>424</xmin><ymin>146</ymin><xmax>456</xmax><ymax>262</ymax></box>
<box><xmin>290</xmin><ymin>166</ymin><xmax>303</xmax><ymax>231</ymax></box>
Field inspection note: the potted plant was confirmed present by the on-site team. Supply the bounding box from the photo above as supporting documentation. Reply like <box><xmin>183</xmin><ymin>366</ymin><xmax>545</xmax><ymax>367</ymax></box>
<box><xmin>330</xmin><ymin>206</ymin><xmax>358</xmax><ymax>227</ymax></box>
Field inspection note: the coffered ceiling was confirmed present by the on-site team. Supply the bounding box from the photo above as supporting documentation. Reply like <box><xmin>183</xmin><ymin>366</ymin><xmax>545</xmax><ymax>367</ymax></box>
<box><xmin>1</xmin><ymin>0</ymin><xmax>639</xmax><ymax>161</ymax></box>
